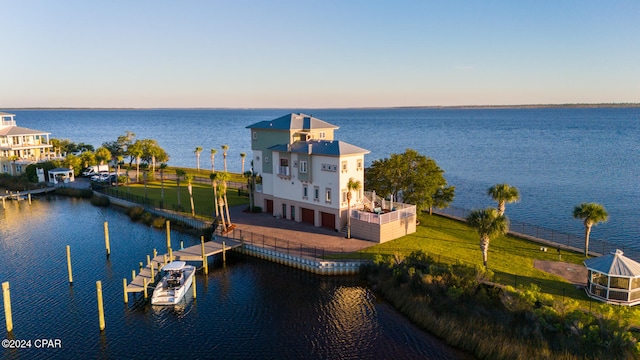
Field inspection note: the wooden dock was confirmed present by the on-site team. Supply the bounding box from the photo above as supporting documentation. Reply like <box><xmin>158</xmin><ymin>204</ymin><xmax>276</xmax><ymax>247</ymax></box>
<box><xmin>126</xmin><ymin>238</ymin><xmax>242</xmax><ymax>294</ymax></box>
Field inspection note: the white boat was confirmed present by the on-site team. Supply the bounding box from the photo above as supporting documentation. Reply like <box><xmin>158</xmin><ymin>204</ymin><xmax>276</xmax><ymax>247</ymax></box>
<box><xmin>151</xmin><ymin>261</ymin><xmax>196</xmax><ymax>305</ymax></box>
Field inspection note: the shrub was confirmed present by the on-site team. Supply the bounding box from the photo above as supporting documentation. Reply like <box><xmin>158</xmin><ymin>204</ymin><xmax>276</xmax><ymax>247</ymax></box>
<box><xmin>128</xmin><ymin>206</ymin><xmax>145</xmax><ymax>221</ymax></box>
<box><xmin>151</xmin><ymin>216</ymin><xmax>166</xmax><ymax>228</ymax></box>
<box><xmin>55</xmin><ymin>187</ymin><xmax>93</xmax><ymax>198</ymax></box>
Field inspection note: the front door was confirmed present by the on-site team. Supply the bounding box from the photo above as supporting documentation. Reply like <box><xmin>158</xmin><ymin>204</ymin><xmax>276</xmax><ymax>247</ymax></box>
<box><xmin>265</xmin><ymin>199</ymin><xmax>273</xmax><ymax>214</ymax></box>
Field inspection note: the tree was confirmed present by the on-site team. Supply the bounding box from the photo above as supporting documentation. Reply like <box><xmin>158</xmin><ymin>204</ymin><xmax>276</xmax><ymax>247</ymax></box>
<box><xmin>573</xmin><ymin>203</ymin><xmax>609</xmax><ymax>257</ymax></box>
<box><xmin>175</xmin><ymin>169</ymin><xmax>185</xmax><ymax>209</ymax></box>
<box><xmin>209</xmin><ymin>173</ymin><xmax>219</xmax><ymax>218</ymax></box>
<box><xmin>365</xmin><ymin>149</ymin><xmax>451</xmax><ymax>212</ymax></box>
<box><xmin>95</xmin><ymin>147</ymin><xmax>112</xmax><ymax>166</ymax></box>
<box><xmin>79</xmin><ymin>151</ymin><xmax>96</xmax><ymax>169</ymax></box>
<box><xmin>127</xmin><ymin>140</ymin><xmax>144</xmax><ymax>182</ymax></box>
<box><xmin>431</xmin><ymin>185</ymin><xmax>456</xmax><ymax>215</ymax></box>
<box><xmin>137</xmin><ymin>139</ymin><xmax>169</xmax><ymax>179</ymax></box>
<box><xmin>185</xmin><ymin>174</ymin><xmax>195</xmax><ymax>216</ymax></box>
<box><xmin>221</xmin><ymin>145</ymin><xmax>229</xmax><ymax>172</ymax></box>
<box><xmin>210</xmin><ymin>148</ymin><xmax>217</xmax><ymax>173</ymax></box>
<box><xmin>243</xmin><ymin>166</ymin><xmax>258</xmax><ymax>213</ymax></box>
<box><xmin>346</xmin><ymin>177</ymin><xmax>362</xmax><ymax>239</ymax></box>
<box><xmin>211</xmin><ymin>171</ymin><xmax>231</xmax><ymax>232</ymax></box>
<box><xmin>195</xmin><ymin>147</ymin><xmax>203</xmax><ymax>172</ymax></box>
<box><xmin>488</xmin><ymin>183</ymin><xmax>520</xmax><ymax>216</ymax></box>
<box><xmin>467</xmin><ymin>208</ymin><xmax>509</xmax><ymax>268</ymax></box>
<box><xmin>240</xmin><ymin>152</ymin><xmax>246</xmax><ymax>174</ymax></box>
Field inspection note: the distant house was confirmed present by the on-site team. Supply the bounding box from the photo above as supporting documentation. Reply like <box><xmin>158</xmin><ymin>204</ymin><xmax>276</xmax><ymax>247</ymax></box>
<box><xmin>247</xmin><ymin>113</ymin><xmax>417</xmax><ymax>243</ymax></box>
<box><xmin>0</xmin><ymin>112</ymin><xmax>53</xmax><ymax>175</ymax></box>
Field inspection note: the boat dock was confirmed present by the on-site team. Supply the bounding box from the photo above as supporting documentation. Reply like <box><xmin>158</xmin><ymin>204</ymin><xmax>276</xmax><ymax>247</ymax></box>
<box><xmin>126</xmin><ymin>237</ymin><xmax>242</xmax><ymax>294</ymax></box>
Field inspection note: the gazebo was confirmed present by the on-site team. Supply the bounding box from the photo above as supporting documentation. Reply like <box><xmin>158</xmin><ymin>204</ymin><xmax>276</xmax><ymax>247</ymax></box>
<box><xmin>583</xmin><ymin>249</ymin><xmax>640</xmax><ymax>306</ymax></box>
<box><xmin>48</xmin><ymin>168</ymin><xmax>75</xmax><ymax>185</ymax></box>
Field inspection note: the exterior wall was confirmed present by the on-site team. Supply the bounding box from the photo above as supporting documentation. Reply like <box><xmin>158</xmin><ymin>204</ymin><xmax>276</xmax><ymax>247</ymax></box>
<box><xmin>350</xmin><ymin>215</ymin><xmax>417</xmax><ymax>243</ymax></box>
<box><xmin>251</xmin><ymin>129</ymin><xmax>292</xmax><ymax>174</ymax></box>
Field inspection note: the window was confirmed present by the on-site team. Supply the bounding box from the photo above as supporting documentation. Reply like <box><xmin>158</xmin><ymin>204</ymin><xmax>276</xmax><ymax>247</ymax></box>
<box><xmin>253</xmin><ymin>131</ymin><xmax>257</xmax><ymax>140</ymax></box>
<box><xmin>303</xmin><ymin>185</ymin><xmax>308</xmax><ymax>199</ymax></box>
<box><xmin>341</xmin><ymin>161</ymin><xmax>348</xmax><ymax>173</ymax></box>
<box><xmin>282</xmin><ymin>204</ymin><xmax>287</xmax><ymax>219</ymax></box>
<box><xmin>357</xmin><ymin>158</ymin><xmax>363</xmax><ymax>170</ymax></box>
<box><xmin>325</xmin><ymin>188</ymin><xmax>331</xmax><ymax>203</ymax></box>
<box><xmin>279</xmin><ymin>158</ymin><xmax>289</xmax><ymax>176</ymax></box>
<box><xmin>299</xmin><ymin>160</ymin><xmax>307</xmax><ymax>173</ymax></box>
<box><xmin>319</xmin><ymin>131</ymin><xmax>326</xmax><ymax>139</ymax></box>
<box><xmin>264</xmin><ymin>156</ymin><xmax>269</xmax><ymax>163</ymax></box>
<box><xmin>342</xmin><ymin>189</ymin><xmax>347</xmax><ymax>204</ymax></box>
<box><xmin>314</xmin><ymin>186</ymin><xmax>319</xmax><ymax>201</ymax></box>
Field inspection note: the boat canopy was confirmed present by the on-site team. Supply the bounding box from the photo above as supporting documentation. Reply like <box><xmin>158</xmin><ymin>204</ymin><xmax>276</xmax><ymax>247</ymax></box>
<box><xmin>162</xmin><ymin>261</ymin><xmax>187</xmax><ymax>271</ymax></box>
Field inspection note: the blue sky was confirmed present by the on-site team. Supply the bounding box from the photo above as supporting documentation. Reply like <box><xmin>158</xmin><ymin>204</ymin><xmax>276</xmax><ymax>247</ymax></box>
<box><xmin>1</xmin><ymin>0</ymin><xmax>638</xmax><ymax>108</ymax></box>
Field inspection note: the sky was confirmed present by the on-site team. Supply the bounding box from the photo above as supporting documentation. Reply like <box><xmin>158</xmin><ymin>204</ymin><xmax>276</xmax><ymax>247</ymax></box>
<box><xmin>1</xmin><ymin>0</ymin><xmax>638</xmax><ymax>108</ymax></box>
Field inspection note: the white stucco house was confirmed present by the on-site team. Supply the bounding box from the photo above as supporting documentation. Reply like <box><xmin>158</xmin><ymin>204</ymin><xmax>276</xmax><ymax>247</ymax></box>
<box><xmin>247</xmin><ymin>113</ymin><xmax>369</xmax><ymax>232</ymax></box>
<box><xmin>0</xmin><ymin>112</ymin><xmax>53</xmax><ymax>175</ymax></box>
<box><xmin>247</xmin><ymin>113</ymin><xmax>417</xmax><ymax>243</ymax></box>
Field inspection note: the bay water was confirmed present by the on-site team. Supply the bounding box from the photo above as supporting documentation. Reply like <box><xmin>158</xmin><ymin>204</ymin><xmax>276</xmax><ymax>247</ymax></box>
<box><xmin>11</xmin><ymin>107</ymin><xmax>640</xmax><ymax>252</ymax></box>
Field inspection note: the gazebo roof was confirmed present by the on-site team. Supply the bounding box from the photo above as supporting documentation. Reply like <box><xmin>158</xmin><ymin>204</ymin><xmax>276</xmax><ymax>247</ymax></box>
<box><xmin>584</xmin><ymin>249</ymin><xmax>640</xmax><ymax>277</ymax></box>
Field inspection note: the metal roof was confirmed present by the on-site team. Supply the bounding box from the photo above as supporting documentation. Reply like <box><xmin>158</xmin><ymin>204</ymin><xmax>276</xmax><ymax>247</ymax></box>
<box><xmin>246</xmin><ymin>113</ymin><xmax>339</xmax><ymax>131</ymax></box>
<box><xmin>269</xmin><ymin>140</ymin><xmax>370</xmax><ymax>157</ymax></box>
<box><xmin>0</xmin><ymin>126</ymin><xmax>51</xmax><ymax>136</ymax></box>
<box><xmin>584</xmin><ymin>249</ymin><xmax>640</xmax><ymax>277</ymax></box>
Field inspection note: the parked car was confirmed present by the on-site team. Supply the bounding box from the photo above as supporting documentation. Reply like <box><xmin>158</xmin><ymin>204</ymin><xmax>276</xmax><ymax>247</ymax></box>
<box><xmin>91</xmin><ymin>171</ymin><xmax>109</xmax><ymax>182</ymax></box>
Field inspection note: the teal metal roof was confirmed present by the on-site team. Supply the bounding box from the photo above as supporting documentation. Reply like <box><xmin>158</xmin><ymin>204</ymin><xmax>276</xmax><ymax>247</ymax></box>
<box><xmin>246</xmin><ymin>113</ymin><xmax>339</xmax><ymax>131</ymax></box>
<box><xmin>584</xmin><ymin>250</ymin><xmax>640</xmax><ymax>277</ymax></box>
<box><xmin>269</xmin><ymin>140</ymin><xmax>369</xmax><ymax>157</ymax></box>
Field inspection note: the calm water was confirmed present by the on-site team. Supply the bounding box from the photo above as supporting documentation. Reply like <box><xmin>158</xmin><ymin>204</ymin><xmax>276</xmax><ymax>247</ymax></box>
<box><xmin>9</xmin><ymin>107</ymin><xmax>640</xmax><ymax>251</ymax></box>
<box><xmin>0</xmin><ymin>197</ymin><xmax>469</xmax><ymax>359</ymax></box>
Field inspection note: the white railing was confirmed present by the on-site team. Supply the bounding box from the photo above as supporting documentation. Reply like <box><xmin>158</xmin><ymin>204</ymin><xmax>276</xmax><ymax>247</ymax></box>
<box><xmin>351</xmin><ymin>204</ymin><xmax>416</xmax><ymax>225</ymax></box>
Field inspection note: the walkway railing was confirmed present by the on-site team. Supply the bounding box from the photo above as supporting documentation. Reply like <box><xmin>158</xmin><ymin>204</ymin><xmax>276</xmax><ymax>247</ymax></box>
<box><xmin>435</xmin><ymin>206</ymin><xmax>638</xmax><ymax>260</ymax></box>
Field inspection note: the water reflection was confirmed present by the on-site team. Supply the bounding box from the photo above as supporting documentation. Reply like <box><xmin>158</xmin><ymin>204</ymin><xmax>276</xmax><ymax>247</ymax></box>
<box><xmin>0</xmin><ymin>197</ymin><xmax>470</xmax><ymax>359</ymax></box>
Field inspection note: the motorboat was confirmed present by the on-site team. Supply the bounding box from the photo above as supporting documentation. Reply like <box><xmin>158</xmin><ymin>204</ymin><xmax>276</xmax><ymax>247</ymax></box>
<box><xmin>151</xmin><ymin>261</ymin><xmax>196</xmax><ymax>305</ymax></box>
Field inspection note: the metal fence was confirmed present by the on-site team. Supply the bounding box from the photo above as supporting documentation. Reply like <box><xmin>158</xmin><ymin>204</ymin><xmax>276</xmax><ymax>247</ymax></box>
<box><xmin>435</xmin><ymin>206</ymin><xmax>638</xmax><ymax>260</ymax></box>
<box><xmin>221</xmin><ymin>227</ymin><xmax>369</xmax><ymax>262</ymax></box>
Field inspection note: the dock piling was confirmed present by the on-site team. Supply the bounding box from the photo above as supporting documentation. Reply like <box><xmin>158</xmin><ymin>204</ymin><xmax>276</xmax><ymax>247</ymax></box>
<box><xmin>192</xmin><ymin>277</ymin><xmax>196</xmax><ymax>299</ymax></box>
<box><xmin>123</xmin><ymin>278</ymin><xmax>128</xmax><ymax>304</ymax></box>
<box><xmin>165</xmin><ymin>220</ymin><xmax>171</xmax><ymax>251</ymax></box>
<box><xmin>201</xmin><ymin>236</ymin><xmax>208</xmax><ymax>274</ymax></box>
<box><xmin>96</xmin><ymin>281</ymin><xmax>105</xmax><ymax>331</ymax></box>
<box><xmin>132</xmin><ymin>270</ymin><xmax>136</xmax><ymax>282</ymax></box>
<box><xmin>222</xmin><ymin>241</ymin><xmax>226</xmax><ymax>263</ymax></box>
<box><xmin>104</xmin><ymin>222</ymin><xmax>110</xmax><ymax>258</ymax></box>
<box><xmin>66</xmin><ymin>245</ymin><xmax>73</xmax><ymax>284</ymax></box>
<box><xmin>143</xmin><ymin>278</ymin><xmax>148</xmax><ymax>299</ymax></box>
<box><xmin>2</xmin><ymin>282</ymin><xmax>13</xmax><ymax>333</ymax></box>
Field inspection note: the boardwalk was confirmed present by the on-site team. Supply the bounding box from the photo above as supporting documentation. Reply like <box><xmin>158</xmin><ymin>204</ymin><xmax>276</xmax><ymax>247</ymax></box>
<box><xmin>126</xmin><ymin>238</ymin><xmax>241</xmax><ymax>293</ymax></box>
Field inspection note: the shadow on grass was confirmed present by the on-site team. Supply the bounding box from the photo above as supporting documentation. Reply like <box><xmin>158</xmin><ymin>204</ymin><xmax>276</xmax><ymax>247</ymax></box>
<box><xmin>492</xmin><ymin>269</ymin><xmax>587</xmax><ymax>301</ymax></box>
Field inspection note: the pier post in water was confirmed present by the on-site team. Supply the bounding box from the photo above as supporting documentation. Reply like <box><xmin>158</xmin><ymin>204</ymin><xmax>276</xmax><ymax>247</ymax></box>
<box><xmin>66</xmin><ymin>245</ymin><xmax>73</xmax><ymax>284</ymax></box>
<box><xmin>28</xmin><ymin>193</ymin><xmax>31</xmax><ymax>205</ymax></box>
<box><xmin>222</xmin><ymin>241</ymin><xmax>226</xmax><ymax>263</ymax></box>
<box><xmin>192</xmin><ymin>276</ymin><xmax>196</xmax><ymax>299</ymax></box>
<box><xmin>96</xmin><ymin>281</ymin><xmax>105</xmax><ymax>331</ymax></box>
<box><xmin>143</xmin><ymin>278</ymin><xmax>148</xmax><ymax>299</ymax></box>
<box><xmin>132</xmin><ymin>270</ymin><xmax>136</xmax><ymax>282</ymax></box>
<box><xmin>168</xmin><ymin>248</ymin><xmax>173</xmax><ymax>262</ymax></box>
<box><xmin>201</xmin><ymin>236</ymin><xmax>208</xmax><ymax>274</ymax></box>
<box><xmin>104</xmin><ymin>222</ymin><xmax>110</xmax><ymax>258</ymax></box>
<box><xmin>150</xmin><ymin>262</ymin><xmax>155</xmax><ymax>282</ymax></box>
<box><xmin>123</xmin><ymin>278</ymin><xmax>128</xmax><ymax>304</ymax></box>
<box><xmin>147</xmin><ymin>255</ymin><xmax>151</xmax><ymax>267</ymax></box>
<box><xmin>165</xmin><ymin>220</ymin><xmax>171</xmax><ymax>251</ymax></box>
<box><xmin>2</xmin><ymin>282</ymin><xmax>13</xmax><ymax>333</ymax></box>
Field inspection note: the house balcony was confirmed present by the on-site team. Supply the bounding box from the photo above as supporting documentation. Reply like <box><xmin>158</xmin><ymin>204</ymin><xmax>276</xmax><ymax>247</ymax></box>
<box><xmin>348</xmin><ymin>191</ymin><xmax>417</xmax><ymax>243</ymax></box>
<box><xmin>277</xmin><ymin>166</ymin><xmax>291</xmax><ymax>179</ymax></box>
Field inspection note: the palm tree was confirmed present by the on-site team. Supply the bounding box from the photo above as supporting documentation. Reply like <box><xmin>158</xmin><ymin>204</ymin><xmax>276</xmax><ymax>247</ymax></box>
<box><xmin>194</xmin><ymin>147</ymin><xmax>203</xmax><ymax>172</ymax></box>
<box><xmin>573</xmin><ymin>202</ymin><xmax>609</xmax><ymax>257</ymax></box>
<box><xmin>466</xmin><ymin>208</ymin><xmax>509</xmax><ymax>268</ymax></box>
<box><xmin>240</xmin><ymin>152</ymin><xmax>246</xmax><ymax>174</ymax></box>
<box><xmin>346</xmin><ymin>177</ymin><xmax>362</xmax><ymax>239</ymax></box>
<box><xmin>210</xmin><ymin>148</ymin><xmax>217</xmax><ymax>173</ymax></box>
<box><xmin>243</xmin><ymin>170</ymin><xmax>257</xmax><ymax>212</ymax></box>
<box><xmin>209</xmin><ymin>173</ymin><xmax>219</xmax><ymax>217</ymax></box>
<box><xmin>175</xmin><ymin>169</ymin><xmax>186</xmax><ymax>209</ymax></box>
<box><xmin>211</xmin><ymin>172</ymin><xmax>231</xmax><ymax>232</ymax></box>
<box><xmin>221</xmin><ymin>145</ymin><xmax>229</xmax><ymax>172</ymax></box>
<box><xmin>159</xmin><ymin>163</ymin><xmax>167</xmax><ymax>208</ymax></box>
<box><xmin>487</xmin><ymin>183</ymin><xmax>520</xmax><ymax>216</ymax></box>
<box><xmin>185</xmin><ymin>174</ymin><xmax>195</xmax><ymax>216</ymax></box>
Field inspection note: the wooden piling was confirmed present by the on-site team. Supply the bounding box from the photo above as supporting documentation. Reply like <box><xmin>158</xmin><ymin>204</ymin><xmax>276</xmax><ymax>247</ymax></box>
<box><xmin>146</xmin><ymin>255</ymin><xmax>151</xmax><ymax>267</ymax></box>
<box><xmin>201</xmin><ymin>236</ymin><xmax>208</xmax><ymax>274</ymax></box>
<box><xmin>168</xmin><ymin>248</ymin><xmax>173</xmax><ymax>262</ymax></box>
<box><xmin>139</xmin><ymin>262</ymin><xmax>143</xmax><ymax>273</ymax></box>
<box><xmin>123</xmin><ymin>278</ymin><xmax>128</xmax><ymax>304</ymax></box>
<box><xmin>132</xmin><ymin>270</ymin><xmax>136</xmax><ymax>282</ymax></box>
<box><xmin>163</xmin><ymin>254</ymin><xmax>168</xmax><ymax>266</ymax></box>
<box><xmin>150</xmin><ymin>262</ymin><xmax>155</xmax><ymax>282</ymax></box>
<box><xmin>153</xmin><ymin>248</ymin><xmax>157</xmax><ymax>258</ymax></box>
<box><xmin>165</xmin><ymin>220</ymin><xmax>171</xmax><ymax>251</ymax></box>
<box><xmin>96</xmin><ymin>281</ymin><xmax>105</xmax><ymax>331</ymax></box>
<box><xmin>180</xmin><ymin>240</ymin><xmax>184</xmax><ymax>250</ymax></box>
<box><xmin>222</xmin><ymin>241</ymin><xmax>226</xmax><ymax>263</ymax></box>
<box><xmin>192</xmin><ymin>277</ymin><xmax>196</xmax><ymax>299</ymax></box>
<box><xmin>2</xmin><ymin>282</ymin><xmax>13</xmax><ymax>333</ymax></box>
<box><xmin>2</xmin><ymin>197</ymin><xmax>5</xmax><ymax>209</ymax></box>
<box><xmin>104</xmin><ymin>222</ymin><xmax>110</xmax><ymax>257</ymax></box>
<box><xmin>143</xmin><ymin>278</ymin><xmax>148</xmax><ymax>299</ymax></box>
<box><xmin>28</xmin><ymin>193</ymin><xmax>31</xmax><ymax>205</ymax></box>
<box><xmin>66</xmin><ymin>245</ymin><xmax>73</xmax><ymax>284</ymax></box>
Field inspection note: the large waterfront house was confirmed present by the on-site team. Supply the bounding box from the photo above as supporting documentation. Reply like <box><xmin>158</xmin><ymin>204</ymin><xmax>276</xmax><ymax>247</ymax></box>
<box><xmin>247</xmin><ymin>113</ymin><xmax>416</xmax><ymax>243</ymax></box>
<box><xmin>0</xmin><ymin>112</ymin><xmax>53</xmax><ymax>175</ymax></box>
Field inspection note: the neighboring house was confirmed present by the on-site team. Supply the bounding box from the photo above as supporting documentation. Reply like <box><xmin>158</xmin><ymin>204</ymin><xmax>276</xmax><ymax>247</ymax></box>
<box><xmin>247</xmin><ymin>113</ymin><xmax>369</xmax><ymax>232</ymax></box>
<box><xmin>0</xmin><ymin>112</ymin><xmax>53</xmax><ymax>175</ymax></box>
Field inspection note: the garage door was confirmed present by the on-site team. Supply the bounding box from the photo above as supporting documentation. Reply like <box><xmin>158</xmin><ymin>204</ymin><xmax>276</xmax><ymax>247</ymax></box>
<box><xmin>301</xmin><ymin>208</ymin><xmax>314</xmax><ymax>225</ymax></box>
<box><xmin>321</xmin><ymin>212</ymin><xmax>336</xmax><ymax>230</ymax></box>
